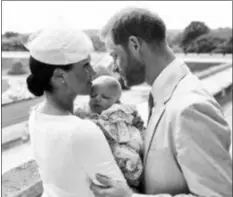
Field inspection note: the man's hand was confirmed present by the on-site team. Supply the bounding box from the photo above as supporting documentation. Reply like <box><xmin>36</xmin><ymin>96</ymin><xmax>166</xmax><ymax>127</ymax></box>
<box><xmin>90</xmin><ymin>173</ymin><xmax>133</xmax><ymax>197</ymax></box>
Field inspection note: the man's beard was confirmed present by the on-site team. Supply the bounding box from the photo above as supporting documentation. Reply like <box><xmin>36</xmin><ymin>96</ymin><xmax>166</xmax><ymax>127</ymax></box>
<box><xmin>124</xmin><ymin>55</ymin><xmax>146</xmax><ymax>87</ymax></box>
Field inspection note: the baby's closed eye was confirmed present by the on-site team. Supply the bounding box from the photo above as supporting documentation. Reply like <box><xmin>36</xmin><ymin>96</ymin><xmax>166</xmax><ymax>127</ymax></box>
<box><xmin>102</xmin><ymin>95</ymin><xmax>111</xmax><ymax>99</ymax></box>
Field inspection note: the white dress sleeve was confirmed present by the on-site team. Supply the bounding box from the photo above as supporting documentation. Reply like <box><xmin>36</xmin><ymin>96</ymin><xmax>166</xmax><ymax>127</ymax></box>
<box><xmin>71</xmin><ymin>119</ymin><xmax>126</xmax><ymax>185</ymax></box>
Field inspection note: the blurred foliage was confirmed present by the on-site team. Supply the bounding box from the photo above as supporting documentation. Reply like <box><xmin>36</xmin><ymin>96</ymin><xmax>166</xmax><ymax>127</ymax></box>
<box><xmin>179</xmin><ymin>22</ymin><xmax>232</xmax><ymax>54</ymax></box>
<box><xmin>185</xmin><ymin>34</ymin><xmax>226</xmax><ymax>53</ymax></box>
<box><xmin>4</xmin><ymin>31</ymin><xmax>20</xmax><ymax>38</ymax></box>
<box><xmin>2</xmin><ymin>23</ymin><xmax>232</xmax><ymax>54</ymax></box>
<box><xmin>183</xmin><ymin>33</ymin><xmax>232</xmax><ymax>54</ymax></box>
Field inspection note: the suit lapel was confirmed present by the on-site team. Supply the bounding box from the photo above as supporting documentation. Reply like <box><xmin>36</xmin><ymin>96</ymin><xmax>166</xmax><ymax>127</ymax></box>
<box><xmin>143</xmin><ymin>62</ymin><xmax>190</xmax><ymax>165</ymax></box>
<box><xmin>144</xmin><ymin>103</ymin><xmax>165</xmax><ymax>164</ymax></box>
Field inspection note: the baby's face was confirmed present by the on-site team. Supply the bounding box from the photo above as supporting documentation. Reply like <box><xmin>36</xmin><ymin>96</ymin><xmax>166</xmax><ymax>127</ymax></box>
<box><xmin>89</xmin><ymin>83</ymin><xmax>120</xmax><ymax>114</ymax></box>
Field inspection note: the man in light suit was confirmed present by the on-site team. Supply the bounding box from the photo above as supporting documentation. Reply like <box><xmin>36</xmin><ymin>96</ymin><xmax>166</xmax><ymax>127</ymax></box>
<box><xmin>90</xmin><ymin>7</ymin><xmax>232</xmax><ymax>197</ymax></box>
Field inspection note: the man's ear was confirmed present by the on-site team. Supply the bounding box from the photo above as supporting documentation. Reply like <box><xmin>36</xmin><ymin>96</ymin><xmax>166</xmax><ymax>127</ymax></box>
<box><xmin>128</xmin><ymin>36</ymin><xmax>141</xmax><ymax>57</ymax></box>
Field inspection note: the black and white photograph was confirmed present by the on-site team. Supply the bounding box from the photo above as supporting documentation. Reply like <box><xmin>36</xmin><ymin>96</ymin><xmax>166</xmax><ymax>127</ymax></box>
<box><xmin>1</xmin><ymin>1</ymin><xmax>232</xmax><ymax>197</ymax></box>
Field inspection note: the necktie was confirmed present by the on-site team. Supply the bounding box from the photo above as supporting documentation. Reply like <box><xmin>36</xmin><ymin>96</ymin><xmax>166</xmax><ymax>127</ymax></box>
<box><xmin>147</xmin><ymin>93</ymin><xmax>154</xmax><ymax>125</ymax></box>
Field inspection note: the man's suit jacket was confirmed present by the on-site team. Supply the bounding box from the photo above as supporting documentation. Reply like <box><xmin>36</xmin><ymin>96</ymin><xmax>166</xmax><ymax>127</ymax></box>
<box><xmin>134</xmin><ymin>59</ymin><xmax>232</xmax><ymax>197</ymax></box>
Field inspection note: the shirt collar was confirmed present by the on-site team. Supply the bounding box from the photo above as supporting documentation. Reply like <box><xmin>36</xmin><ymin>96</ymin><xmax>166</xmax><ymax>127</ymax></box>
<box><xmin>151</xmin><ymin>58</ymin><xmax>190</xmax><ymax>104</ymax></box>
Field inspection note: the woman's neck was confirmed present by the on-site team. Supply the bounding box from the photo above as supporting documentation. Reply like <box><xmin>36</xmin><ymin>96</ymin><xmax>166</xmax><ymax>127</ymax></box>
<box><xmin>42</xmin><ymin>92</ymin><xmax>74</xmax><ymax>115</ymax></box>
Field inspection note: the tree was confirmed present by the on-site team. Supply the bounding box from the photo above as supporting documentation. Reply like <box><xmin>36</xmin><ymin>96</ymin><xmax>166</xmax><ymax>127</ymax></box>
<box><xmin>224</xmin><ymin>36</ymin><xmax>232</xmax><ymax>53</ymax></box>
<box><xmin>2</xmin><ymin>32</ymin><xmax>28</xmax><ymax>51</ymax></box>
<box><xmin>186</xmin><ymin>34</ymin><xmax>226</xmax><ymax>53</ymax></box>
<box><xmin>213</xmin><ymin>36</ymin><xmax>232</xmax><ymax>54</ymax></box>
<box><xmin>181</xmin><ymin>21</ymin><xmax>210</xmax><ymax>51</ymax></box>
<box><xmin>3</xmin><ymin>31</ymin><xmax>19</xmax><ymax>38</ymax></box>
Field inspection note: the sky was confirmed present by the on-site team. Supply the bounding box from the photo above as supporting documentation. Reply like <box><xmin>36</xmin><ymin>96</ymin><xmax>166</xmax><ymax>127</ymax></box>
<box><xmin>2</xmin><ymin>1</ymin><xmax>232</xmax><ymax>34</ymax></box>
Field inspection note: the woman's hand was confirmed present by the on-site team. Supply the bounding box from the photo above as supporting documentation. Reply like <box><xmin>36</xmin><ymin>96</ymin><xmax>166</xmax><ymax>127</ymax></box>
<box><xmin>74</xmin><ymin>108</ymin><xmax>87</xmax><ymax>119</ymax></box>
<box><xmin>90</xmin><ymin>174</ymin><xmax>133</xmax><ymax>197</ymax></box>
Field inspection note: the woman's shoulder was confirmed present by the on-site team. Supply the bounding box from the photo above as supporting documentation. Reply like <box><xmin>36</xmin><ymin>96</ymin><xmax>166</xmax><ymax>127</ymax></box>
<box><xmin>44</xmin><ymin>116</ymin><xmax>103</xmax><ymax>145</ymax></box>
<box><xmin>63</xmin><ymin>115</ymin><xmax>99</xmax><ymax>133</ymax></box>
<box><xmin>29</xmin><ymin>103</ymin><xmax>103</xmax><ymax>139</ymax></box>
<box><xmin>29</xmin><ymin>106</ymin><xmax>86</xmax><ymax>130</ymax></box>
<box><xmin>70</xmin><ymin>118</ymin><xmax>108</xmax><ymax>148</ymax></box>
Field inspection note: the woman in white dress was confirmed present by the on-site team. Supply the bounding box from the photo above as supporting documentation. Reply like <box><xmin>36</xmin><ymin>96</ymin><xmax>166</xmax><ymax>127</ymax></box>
<box><xmin>26</xmin><ymin>26</ymin><xmax>126</xmax><ymax>197</ymax></box>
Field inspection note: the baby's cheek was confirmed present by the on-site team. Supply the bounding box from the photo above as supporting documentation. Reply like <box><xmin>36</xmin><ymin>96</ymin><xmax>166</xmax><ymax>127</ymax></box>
<box><xmin>101</xmin><ymin>100</ymin><xmax>111</xmax><ymax>109</ymax></box>
<box><xmin>101</xmin><ymin>102</ymin><xmax>108</xmax><ymax>109</ymax></box>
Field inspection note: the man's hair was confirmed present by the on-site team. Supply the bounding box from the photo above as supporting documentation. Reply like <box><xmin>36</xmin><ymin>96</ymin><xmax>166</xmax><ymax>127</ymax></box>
<box><xmin>100</xmin><ymin>7</ymin><xmax>166</xmax><ymax>47</ymax></box>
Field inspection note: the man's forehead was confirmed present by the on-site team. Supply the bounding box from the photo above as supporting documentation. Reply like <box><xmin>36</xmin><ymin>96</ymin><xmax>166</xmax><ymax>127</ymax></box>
<box><xmin>105</xmin><ymin>37</ymin><xmax>126</xmax><ymax>57</ymax></box>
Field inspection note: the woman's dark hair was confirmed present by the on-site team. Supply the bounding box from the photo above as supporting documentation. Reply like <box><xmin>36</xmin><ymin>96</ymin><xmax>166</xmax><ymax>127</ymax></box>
<box><xmin>26</xmin><ymin>56</ymin><xmax>73</xmax><ymax>97</ymax></box>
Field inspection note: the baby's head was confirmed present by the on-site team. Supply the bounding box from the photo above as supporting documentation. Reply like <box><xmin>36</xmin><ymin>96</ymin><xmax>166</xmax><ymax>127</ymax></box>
<box><xmin>89</xmin><ymin>76</ymin><xmax>122</xmax><ymax>114</ymax></box>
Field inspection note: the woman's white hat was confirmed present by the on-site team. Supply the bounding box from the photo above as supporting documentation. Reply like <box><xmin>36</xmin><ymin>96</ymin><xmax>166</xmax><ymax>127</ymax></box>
<box><xmin>25</xmin><ymin>24</ymin><xmax>94</xmax><ymax>65</ymax></box>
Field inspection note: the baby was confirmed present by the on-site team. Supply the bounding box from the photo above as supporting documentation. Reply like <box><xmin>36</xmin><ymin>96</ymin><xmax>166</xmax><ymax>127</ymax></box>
<box><xmin>74</xmin><ymin>76</ymin><xmax>145</xmax><ymax>188</ymax></box>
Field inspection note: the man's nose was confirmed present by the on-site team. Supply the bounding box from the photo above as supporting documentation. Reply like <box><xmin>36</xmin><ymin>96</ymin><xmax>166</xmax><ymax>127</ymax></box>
<box><xmin>112</xmin><ymin>63</ymin><xmax>120</xmax><ymax>73</ymax></box>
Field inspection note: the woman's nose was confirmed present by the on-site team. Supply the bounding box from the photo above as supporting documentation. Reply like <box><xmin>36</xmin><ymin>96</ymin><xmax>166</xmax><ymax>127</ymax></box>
<box><xmin>89</xmin><ymin>65</ymin><xmax>96</xmax><ymax>80</ymax></box>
